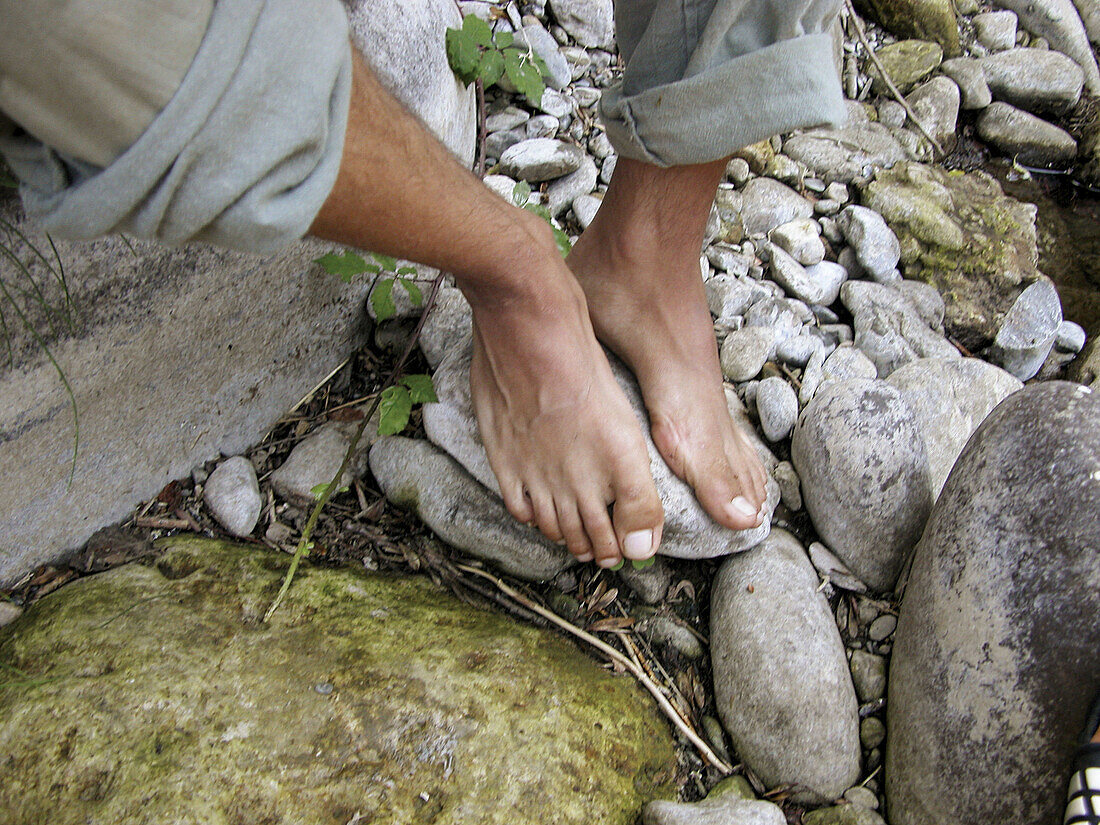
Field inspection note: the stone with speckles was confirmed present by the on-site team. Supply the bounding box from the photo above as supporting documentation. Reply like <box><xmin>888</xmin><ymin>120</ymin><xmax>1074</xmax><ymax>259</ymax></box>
<box><xmin>886</xmin><ymin>382</ymin><xmax>1100</xmax><ymax>825</ymax></box>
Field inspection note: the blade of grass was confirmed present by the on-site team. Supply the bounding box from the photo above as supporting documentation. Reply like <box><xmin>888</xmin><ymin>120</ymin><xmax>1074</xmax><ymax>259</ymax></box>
<box><xmin>0</xmin><ymin>274</ymin><xmax>79</xmax><ymax>484</ymax></box>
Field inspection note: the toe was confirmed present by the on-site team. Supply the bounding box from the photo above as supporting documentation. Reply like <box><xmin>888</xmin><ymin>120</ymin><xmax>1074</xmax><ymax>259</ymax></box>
<box><xmin>498</xmin><ymin>473</ymin><xmax>535</xmax><ymax>525</ymax></box>
<box><xmin>609</xmin><ymin>472</ymin><xmax>664</xmax><ymax>560</ymax></box>
<box><xmin>555</xmin><ymin>499</ymin><xmax>592</xmax><ymax>560</ymax></box>
<box><xmin>578</xmin><ymin>497</ymin><xmax>621</xmax><ymax>568</ymax></box>
<box><xmin>528</xmin><ymin>486</ymin><xmax>564</xmax><ymax>542</ymax></box>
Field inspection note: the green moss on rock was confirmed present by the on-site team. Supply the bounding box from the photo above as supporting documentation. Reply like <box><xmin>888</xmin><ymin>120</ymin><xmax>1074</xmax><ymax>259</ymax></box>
<box><xmin>857</xmin><ymin>0</ymin><xmax>960</xmax><ymax>56</ymax></box>
<box><xmin>0</xmin><ymin>537</ymin><xmax>677</xmax><ymax>824</ymax></box>
<box><xmin>860</xmin><ymin>162</ymin><xmax>1041</xmax><ymax>350</ymax></box>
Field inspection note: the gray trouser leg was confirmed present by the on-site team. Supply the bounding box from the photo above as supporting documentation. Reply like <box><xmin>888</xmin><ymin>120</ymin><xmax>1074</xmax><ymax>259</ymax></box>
<box><xmin>601</xmin><ymin>0</ymin><xmax>846</xmax><ymax>166</ymax></box>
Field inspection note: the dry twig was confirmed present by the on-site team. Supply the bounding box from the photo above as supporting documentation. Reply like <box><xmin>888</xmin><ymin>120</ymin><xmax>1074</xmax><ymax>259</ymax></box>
<box><xmin>844</xmin><ymin>0</ymin><xmax>945</xmax><ymax>159</ymax></box>
<box><xmin>455</xmin><ymin>562</ymin><xmax>735</xmax><ymax>774</ymax></box>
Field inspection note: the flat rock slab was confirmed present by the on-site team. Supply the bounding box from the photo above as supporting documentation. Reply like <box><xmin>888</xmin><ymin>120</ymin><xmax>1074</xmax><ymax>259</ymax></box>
<box><xmin>0</xmin><ymin>537</ymin><xmax>677</xmax><ymax>823</ymax></box>
<box><xmin>859</xmin><ymin>161</ymin><xmax>1041</xmax><ymax>350</ymax></box>
<box><xmin>421</xmin><ymin>340</ymin><xmax>779</xmax><ymax>559</ymax></box>
<box><xmin>886</xmin><ymin>382</ymin><xmax>1100</xmax><ymax>825</ymax></box>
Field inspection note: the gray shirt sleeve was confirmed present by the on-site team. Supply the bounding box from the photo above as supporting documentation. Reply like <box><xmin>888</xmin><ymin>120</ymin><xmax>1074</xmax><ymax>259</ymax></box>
<box><xmin>0</xmin><ymin>0</ymin><xmax>352</xmax><ymax>254</ymax></box>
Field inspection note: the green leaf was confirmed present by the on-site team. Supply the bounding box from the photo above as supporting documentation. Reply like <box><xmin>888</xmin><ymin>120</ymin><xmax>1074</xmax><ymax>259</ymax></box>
<box><xmin>400</xmin><ymin>373</ymin><xmax>438</xmax><ymax>404</ymax></box>
<box><xmin>446</xmin><ymin>27</ymin><xmax>481</xmax><ymax>85</ymax></box>
<box><xmin>478</xmin><ymin>49</ymin><xmax>505</xmax><ymax>87</ymax></box>
<box><xmin>551</xmin><ymin>224</ymin><xmax>572</xmax><ymax>257</ymax></box>
<box><xmin>370</xmin><ymin>252</ymin><xmax>398</xmax><ymax>272</ymax></box>
<box><xmin>371</xmin><ymin>277</ymin><xmax>396</xmax><ymax>321</ymax></box>
<box><xmin>511</xmin><ymin>180</ymin><xmax>532</xmax><ymax>206</ymax></box>
<box><xmin>397</xmin><ymin>277</ymin><xmax>423</xmax><ymax>306</ymax></box>
<box><xmin>378</xmin><ymin>385</ymin><xmax>413</xmax><ymax>435</ymax></box>
<box><xmin>462</xmin><ymin>13</ymin><xmax>493</xmax><ymax>47</ymax></box>
<box><xmin>396</xmin><ymin>266</ymin><xmax>417</xmax><ymax>275</ymax></box>
<box><xmin>512</xmin><ymin>58</ymin><xmax>546</xmax><ymax>103</ymax></box>
<box><xmin>314</xmin><ymin>251</ymin><xmax>370</xmax><ymax>283</ymax></box>
<box><xmin>310</xmin><ymin>482</ymin><xmax>348</xmax><ymax>500</ymax></box>
<box><xmin>630</xmin><ymin>557</ymin><xmax>656</xmax><ymax>570</ymax></box>
<box><xmin>493</xmin><ymin>29</ymin><xmax>514</xmax><ymax>48</ymax></box>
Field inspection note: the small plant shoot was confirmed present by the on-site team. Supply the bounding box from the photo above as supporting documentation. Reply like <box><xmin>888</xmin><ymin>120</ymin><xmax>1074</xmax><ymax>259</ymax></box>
<box><xmin>512</xmin><ymin>181</ymin><xmax>572</xmax><ymax>257</ymax></box>
<box><xmin>314</xmin><ymin>250</ymin><xmax>425</xmax><ymax>322</ymax></box>
<box><xmin>379</xmin><ymin>374</ymin><xmax>438</xmax><ymax>436</ymax></box>
<box><xmin>446</xmin><ymin>14</ymin><xmax>549</xmax><ymax>104</ymax></box>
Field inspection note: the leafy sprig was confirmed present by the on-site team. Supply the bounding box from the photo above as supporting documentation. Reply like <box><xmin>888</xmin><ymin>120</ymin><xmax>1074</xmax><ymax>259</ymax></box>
<box><xmin>314</xmin><ymin>251</ymin><xmax>437</xmax><ymax>436</ymax></box>
<box><xmin>446</xmin><ymin>14</ymin><xmax>549</xmax><ymax>104</ymax></box>
<box><xmin>511</xmin><ymin>181</ymin><xmax>571</xmax><ymax>257</ymax></box>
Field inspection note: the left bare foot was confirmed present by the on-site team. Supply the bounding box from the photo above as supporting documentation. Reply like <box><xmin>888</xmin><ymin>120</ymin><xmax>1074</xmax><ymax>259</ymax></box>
<box><xmin>567</xmin><ymin>157</ymin><xmax>768</xmax><ymax>532</ymax></box>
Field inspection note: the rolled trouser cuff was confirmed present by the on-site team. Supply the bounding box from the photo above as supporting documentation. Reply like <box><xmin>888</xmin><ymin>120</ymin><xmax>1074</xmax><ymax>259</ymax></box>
<box><xmin>3</xmin><ymin>0</ymin><xmax>352</xmax><ymax>253</ymax></box>
<box><xmin>600</xmin><ymin>31</ymin><xmax>846</xmax><ymax>167</ymax></box>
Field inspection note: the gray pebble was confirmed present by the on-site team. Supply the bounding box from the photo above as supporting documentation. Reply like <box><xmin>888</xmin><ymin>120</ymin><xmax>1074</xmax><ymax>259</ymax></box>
<box><xmin>773</xmin><ymin>461</ymin><xmax>802</xmax><ymax>511</ymax></box>
<box><xmin>1055</xmin><ymin>319</ymin><xmax>1086</xmax><ymax>353</ymax></box>
<box><xmin>867</xmin><ymin>614</ymin><xmax>897</xmax><ymax>641</ymax></box>
<box><xmin>756</xmin><ymin>377</ymin><xmax>799</xmax><ymax>442</ymax></box>
<box><xmin>849</xmin><ymin>650</ymin><xmax>888</xmax><ymax>703</ymax></box>
<box><xmin>0</xmin><ymin>601</ymin><xmax>22</xmax><ymax>628</ymax></box>
<box><xmin>861</xmin><ymin>716</ymin><xmax>886</xmax><ymax>749</ymax></box>
<box><xmin>204</xmin><ymin>456</ymin><xmax>263</xmax><ymax>537</ymax></box>
<box><xmin>720</xmin><ymin>327</ymin><xmax>776</xmax><ymax>381</ymax></box>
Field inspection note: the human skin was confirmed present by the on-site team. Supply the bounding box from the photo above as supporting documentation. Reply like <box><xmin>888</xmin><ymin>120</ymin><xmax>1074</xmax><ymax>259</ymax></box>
<box><xmin>310</xmin><ymin>51</ymin><xmax>766</xmax><ymax>565</ymax></box>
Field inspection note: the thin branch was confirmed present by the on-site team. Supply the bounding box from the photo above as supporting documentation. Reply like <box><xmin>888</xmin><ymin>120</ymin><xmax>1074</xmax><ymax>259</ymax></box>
<box><xmin>454</xmin><ymin>562</ymin><xmax>735</xmax><ymax>774</ymax></box>
<box><xmin>844</xmin><ymin>0</ymin><xmax>945</xmax><ymax>159</ymax></box>
<box><xmin>264</xmin><ymin>275</ymin><xmax>445</xmax><ymax>623</ymax></box>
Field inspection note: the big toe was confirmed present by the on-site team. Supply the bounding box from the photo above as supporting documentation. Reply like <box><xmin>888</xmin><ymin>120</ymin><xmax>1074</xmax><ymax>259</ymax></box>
<box><xmin>609</xmin><ymin>466</ymin><xmax>664</xmax><ymax>561</ymax></box>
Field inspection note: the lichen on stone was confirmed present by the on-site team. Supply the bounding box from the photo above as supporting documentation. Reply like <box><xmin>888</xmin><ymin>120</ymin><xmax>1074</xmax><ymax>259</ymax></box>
<box><xmin>0</xmin><ymin>537</ymin><xmax>677</xmax><ymax>824</ymax></box>
<box><xmin>860</xmin><ymin>162</ymin><xmax>1041</xmax><ymax>350</ymax></box>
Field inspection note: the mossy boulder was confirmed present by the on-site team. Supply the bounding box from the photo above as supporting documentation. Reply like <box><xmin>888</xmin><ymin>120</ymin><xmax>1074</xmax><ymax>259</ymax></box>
<box><xmin>0</xmin><ymin>537</ymin><xmax>677</xmax><ymax>824</ymax></box>
<box><xmin>859</xmin><ymin>162</ymin><xmax>1041</xmax><ymax>350</ymax></box>
<box><xmin>856</xmin><ymin>0</ymin><xmax>960</xmax><ymax>56</ymax></box>
<box><xmin>869</xmin><ymin>40</ymin><xmax>945</xmax><ymax>94</ymax></box>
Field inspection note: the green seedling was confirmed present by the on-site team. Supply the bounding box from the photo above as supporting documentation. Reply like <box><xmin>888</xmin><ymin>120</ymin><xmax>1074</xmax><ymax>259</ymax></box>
<box><xmin>511</xmin><ymin>180</ymin><xmax>571</xmax><ymax>257</ymax></box>
<box><xmin>446</xmin><ymin>14</ymin><xmax>549</xmax><ymax>104</ymax></box>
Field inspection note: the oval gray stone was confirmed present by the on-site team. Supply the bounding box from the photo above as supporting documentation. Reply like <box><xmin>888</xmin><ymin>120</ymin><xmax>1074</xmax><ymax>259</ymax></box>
<box><xmin>982</xmin><ymin>47</ymin><xmax>1084</xmax><ymax>114</ymax></box>
<box><xmin>976</xmin><ymin>102</ymin><xmax>1078</xmax><ymax>167</ymax></box>
<box><xmin>720</xmin><ymin>327</ymin><xmax>776</xmax><ymax>382</ymax></box>
<box><xmin>369</xmin><ymin>436</ymin><xmax>571</xmax><ymax>580</ymax></box>
<box><xmin>886</xmin><ymin>382</ymin><xmax>1100</xmax><ymax>825</ymax></box>
<box><xmin>203</xmin><ymin>456</ymin><xmax>262</xmax><ymax>537</ymax></box>
<box><xmin>756</xmin><ymin>377</ymin><xmax>798</xmax><ymax>442</ymax></box>
<box><xmin>886</xmin><ymin>357</ymin><xmax>1022</xmax><ymax>496</ymax></box>
<box><xmin>644</xmin><ymin>795</ymin><xmax>786</xmax><ymax>825</ymax></box>
<box><xmin>984</xmin><ymin>276</ymin><xmax>1063</xmax><ymax>379</ymax></box>
<box><xmin>739</xmin><ymin>178</ymin><xmax>814</xmax><ymax>237</ymax></box>
<box><xmin>499</xmin><ymin>138</ymin><xmax>586</xmax><ymax>182</ymax></box>
<box><xmin>836</xmin><ymin>206</ymin><xmax>901</xmax><ymax>281</ymax></box>
<box><xmin>711</xmin><ymin>529</ymin><xmax>861</xmax><ymax>804</ymax></box>
<box><xmin>791</xmin><ymin>379</ymin><xmax>933</xmax><ymax>591</ymax></box>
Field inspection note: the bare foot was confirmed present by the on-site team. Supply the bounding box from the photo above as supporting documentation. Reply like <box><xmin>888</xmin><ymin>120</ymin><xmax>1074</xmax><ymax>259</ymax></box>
<box><xmin>463</xmin><ymin>220</ymin><xmax>665</xmax><ymax>566</ymax></box>
<box><xmin>567</xmin><ymin>157</ymin><xmax>768</xmax><ymax>531</ymax></box>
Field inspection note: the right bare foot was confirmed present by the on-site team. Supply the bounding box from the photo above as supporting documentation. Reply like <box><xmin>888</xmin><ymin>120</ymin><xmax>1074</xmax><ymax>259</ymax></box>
<box><xmin>462</xmin><ymin>222</ymin><xmax>665</xmax><ymax>567</ymax></box>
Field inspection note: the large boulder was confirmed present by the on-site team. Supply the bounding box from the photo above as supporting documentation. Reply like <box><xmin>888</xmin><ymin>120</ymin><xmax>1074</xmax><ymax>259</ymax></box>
<box><xmin>855</xmin><ymin>0</ymin><xmax>960</xmax><ymax>55</ymax></box>
<box><xmin>859</xmin><ymin>161</ymin><xmax>1041</xmax><ymax>351</ymax></box>
<box><xmin>345</xmin><ymin>0</ymin><xmax>477</xmax><ymax>161</ymax></box>
<box><xmin>711</xmin><ymin>530</ymin><xmax>861</xmax><ymax>804</ymax></box>
<box><xmin>886</xmin><ymin>382</ymin><xmax>1100</xmax><ymax>825</ymax></box>
<box><xmin>420</xmin><ymin>340</ymin><xmax>780</xmax><ymax>559</ymax></box>
<box><xmin>0</xmin><ymin>0</ymin><xmax>476</xmax><ymax>587</ymax></box>
<box><xmin>0</xmin><ymin>537</ymin><xmax>678</xmax><ymax>823</ymax></box>
<box><xmin>791</xmin><ymin>379</ymin><xmax>933</xmax><ymax>591</ymax></box>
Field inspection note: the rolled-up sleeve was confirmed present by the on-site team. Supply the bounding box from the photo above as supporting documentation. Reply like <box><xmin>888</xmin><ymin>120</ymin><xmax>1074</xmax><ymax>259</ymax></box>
<box><xmin>0</xmin><ymin>0</ymin><xmax>352</xmax><ymax>254</ymax></box>
<box><xmin>601</xmin><ymin>0</ymin><xmax>846</xmax><ymax>166</ymax></box>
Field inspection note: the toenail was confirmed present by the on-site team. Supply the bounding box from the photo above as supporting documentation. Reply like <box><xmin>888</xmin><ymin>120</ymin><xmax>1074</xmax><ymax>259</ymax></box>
<box><xmin>598</xmin><ymin>558</ymin><xmax>624</xmax><ymax>570</ymax></box>
<box><xmin>729</xmin><ymin>496</ymin><xmax>758</xmax><ymax>519</ymax></box>
<box><xmin>576</xmin><ymin>551</ymin><xmax>595</xmax><ymax>562</ymax></box>
<box><xmin>622</xmin><ymin>529</ymin><xmax>654</xmax><ymax>560</ymax></box>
